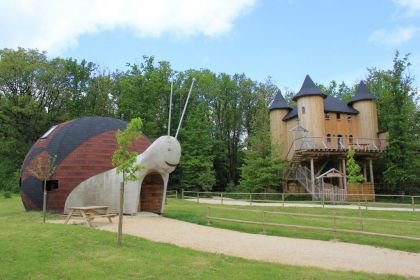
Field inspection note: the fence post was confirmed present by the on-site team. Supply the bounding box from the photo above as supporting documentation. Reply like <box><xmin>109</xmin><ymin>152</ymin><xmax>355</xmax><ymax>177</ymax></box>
<box><xmin>412</xmin><ymin>196</ymin><xmax>415</xmax><ymax>212</ymax></box>
<box><xmin>181</xmin><ymin>189</ymin><xmax>184</xmax><ymax>200</ymax></box>
<box><xmin>358</xmin><ymin>201</ymin><xmax>364</xmax><ymax>231</ymax></box>
<box><xmin>207</xmin><ymin>207</ymin><xmax>211</xmax><ymax>225</ymax></box>
<box><xmin>332</xmin><ymin>211</ymin><xmax>337</xmax><ymax>240</ymax></box>
<box><xmin>197</xmin><ymin>192</ymin><xmax>200</xmax><ymax>203</ymax></box>
<box><xmin>175</xmin><ymin>190</ymin><xmax>178</xmax><ymax>199</ymax></box>
<box><xmin>322</xmin><ymin>193</ymin><xmax>325</xmax><ymax>209</ymax></box>
<box><xmin>250</xmin><ymin>194</ymin><xmax>252</xmax><ymax>206</ymax></box>
<box><xmin>282</xmin><ymin>193</ymin><xmax>285</xmax><ymax>208</ymax></box>
<box><xmin>221</xmin><ymin>192</ymin><xmax>224</xmax><ymax>205</ymax></box>
<box><xmin>262</xmin><ymin>211</ymin><xmax>266</xmax><ymax>234</ymax></box>
<box><xmin>365</xmin><ymin>195</ymin><xmax>368</xmax><ymax>211</ymax></box>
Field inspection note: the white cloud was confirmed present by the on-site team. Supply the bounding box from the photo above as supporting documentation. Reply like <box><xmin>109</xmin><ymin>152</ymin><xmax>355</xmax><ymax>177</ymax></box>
<box><xmin>394</xmin><ymin>0</ymin><xmax>420</xmax><ymax>16</ymax></box>
<box><xmin>0</xmin><ymin>0</ymin><xmax>256</xmax><ymax>53</ymax></box>
<box><xmin>368</xmin><ymin>26</ymin><xmax>418</xmax><ymax>46</ymax></box>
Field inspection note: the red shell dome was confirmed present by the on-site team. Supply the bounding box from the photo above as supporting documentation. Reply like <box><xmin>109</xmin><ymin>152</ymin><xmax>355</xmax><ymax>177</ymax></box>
<box><xmin>20</xmin><ymin>116</ymin><xmax>151</xmax><ymax>213</ymax></box>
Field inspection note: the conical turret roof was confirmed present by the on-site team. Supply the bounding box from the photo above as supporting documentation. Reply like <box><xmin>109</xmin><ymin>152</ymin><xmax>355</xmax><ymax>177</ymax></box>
<box><xmin>293</xmin><ymin>75</ymin><xmax>326</xmax><ymax>101</ymax></box>
<box><xmin>269</xmin><ymin>90</ymin><xmax>292</xmax><ymax>111</ymax></box>
<box><xmin>348</xmin><ymin>81</ymin><xmax>376</xmax><ymax>105</ymax></box>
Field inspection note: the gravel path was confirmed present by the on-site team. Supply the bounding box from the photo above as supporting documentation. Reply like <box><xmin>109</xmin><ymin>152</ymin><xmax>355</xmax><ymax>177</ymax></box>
<box><xmin>86</xmin><ymin>216</ymin><xmax>420</xmax><ymax>277</ymax></box>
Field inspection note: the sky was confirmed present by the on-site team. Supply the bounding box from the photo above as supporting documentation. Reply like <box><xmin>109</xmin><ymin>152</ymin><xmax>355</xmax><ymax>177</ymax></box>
<box><xmin>1</xmin><ymin>0</ymin><xmax>420</xmax><ymax>91</ymax></box>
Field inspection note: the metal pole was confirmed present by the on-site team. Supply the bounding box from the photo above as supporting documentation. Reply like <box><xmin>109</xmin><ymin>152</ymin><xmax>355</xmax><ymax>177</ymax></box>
<box><xmin>175</xmin><ymin>78</ymin><xmax>195</xmax><ymax>139</ymax></box>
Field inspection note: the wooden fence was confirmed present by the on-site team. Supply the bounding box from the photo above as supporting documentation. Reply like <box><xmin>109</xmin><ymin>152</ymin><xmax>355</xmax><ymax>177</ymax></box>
<box><xmin>179</xmin><ymin>190</ymin><xmax>420</xmax><ymax>212</ymax></box>
<box><xmin>206</xmin><ymin>206</ymin><xmax>420</xmax><ymax>242</ymax></box>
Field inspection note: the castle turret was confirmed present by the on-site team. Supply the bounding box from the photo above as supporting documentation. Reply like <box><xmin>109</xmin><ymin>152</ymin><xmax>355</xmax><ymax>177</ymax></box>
<box><xmin>349</xmin><ymin>81</ymin><xmax>378</xmax><ymax>140</ymax></box>
<box><xmin>293</xmin><ymin>75</ymin><xmax>326</xmax><ymax>138</ymax></box>
<box><xmin>269</xmin><ymin>90</ymin><xmax>292</xmax><ymax>158</ymax></box>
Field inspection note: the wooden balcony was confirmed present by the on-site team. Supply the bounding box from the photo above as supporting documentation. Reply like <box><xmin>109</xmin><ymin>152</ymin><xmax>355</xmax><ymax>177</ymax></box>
<box><xmin>287</xmin><ymin>136</ymin><xmax>388</xmax><ymax>161</ymax></box>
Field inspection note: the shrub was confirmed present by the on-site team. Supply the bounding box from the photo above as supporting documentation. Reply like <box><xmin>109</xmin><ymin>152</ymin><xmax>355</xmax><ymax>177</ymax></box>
<box><xmin>3</xmin><ymin>191</ymin><xmax>12</xmax><ymax>199</ymax></box>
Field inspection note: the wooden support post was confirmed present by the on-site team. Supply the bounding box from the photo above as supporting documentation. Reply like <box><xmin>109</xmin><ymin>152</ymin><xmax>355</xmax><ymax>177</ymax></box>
<box><xmin>332</xmin><ymin>211</ymin><xmax>337</xmax><ymax>240</ymax></box>
<box><xmin>342</xmin><ymin>158</ymin><xmax>347</xmax><ymax>192</ymax></box>
<box><xmin>363</xmin><ymin>162</ymin><xmax>367</xmax><ymax>183</ymax></box>
<box><xmin>175</xmin><ymin>190</ymin><xmax>178</xmax><ymax>199</ymax></box>
<box><xmin>365</xmin><ymin>195</ymin><xmax>368</xmax><ymax>211</ymax></box>
<box><xmin>262</xmin><ymin>211</ymin><xmax>266</xmax><ymax>234</ymax></box>
<box><xmin>310</xmin><ymin>158</ymin><xmax>315</xmax><ymax>194</ymax></box>
<box><xmin>221</xmin><ymin>193</ymin><xmax>224</xmax><ymax>205</ymax></box>
<box><xmin>282</xmin><ymin>193</ymin><xmax>285</xmax><ymax>208</ymax></box>
<box><xmin>358</xmin><ymin>201</ymin><xmax>364</xmax><ymax>231</ymax></box>
<box><xmin>181</xmin><ymin>189</ymin><xmax>184</xmax><ymax>199</ymax></box>
<box><xmin>250</xmin><ymin>194</ymin><xmax>252</xmax><ymax>206</ymax></box>
<box><xmin>412</xmin><ymin>196</ymin><xmax>415</xmax><ymax>212</ymax></box>
<box><xmin>207</xmin><ymin>207</ymin><xmax>211</xmax><ymax>225</ymax></box>
<box><xmin>338</xmin><ymin>160</ymin><xmax>343</xmax><ymax>189</ymax></box>
<box><xmin>369</xmin><ymin>159</ymin><xmax>374</xmax><ymax>184</ymax></box>
<box><xmin>197</xmin><ymin>192</ymin><xmax>200</xmax><ymax>203</ymax></box>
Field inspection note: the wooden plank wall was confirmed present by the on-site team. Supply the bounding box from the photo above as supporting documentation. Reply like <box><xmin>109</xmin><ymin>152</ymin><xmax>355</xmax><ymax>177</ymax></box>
<box><xmin>347</xmin><ymin>183</ymin><xmax>375</xmax><ymax>201</ymax></box>
<box><xmin>353</xmin><ymin>101</ymin><xmax>378</xmax><ymax>140</ymax></box>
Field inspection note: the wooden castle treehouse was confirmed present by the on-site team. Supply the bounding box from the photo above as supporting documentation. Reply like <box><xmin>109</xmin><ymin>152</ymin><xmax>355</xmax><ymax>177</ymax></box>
<box><xmin>269</xmin><ymin>75</ymin><xmax>388</xmax><ymax>200</ymax></box>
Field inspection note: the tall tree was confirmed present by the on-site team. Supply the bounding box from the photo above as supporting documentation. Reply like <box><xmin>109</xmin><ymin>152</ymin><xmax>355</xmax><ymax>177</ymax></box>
<box><xmin>366</xmin><ymin>52</ymin><xmax>420</xmax><ymax>193</ymax></box>
<box><xmin>112</xmin><ymin>118</ymin><xmax>143</xmax><ymax>245</ymax></box>
<box><xmin>240</xmin><ymin>88</ymin><xmax>287</xmax><ymax>192</ymax></box>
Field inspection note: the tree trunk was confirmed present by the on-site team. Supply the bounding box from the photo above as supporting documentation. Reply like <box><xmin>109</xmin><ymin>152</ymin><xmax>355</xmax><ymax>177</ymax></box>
<box><xmin>117</xmin><ymin>180</ymin><xmax>124</xmax><ymax>245</ymax></box>
<box><xmin>43</xmin><ymin>180</ymin><xmax>47</xmax><ymax>223</ymax></box>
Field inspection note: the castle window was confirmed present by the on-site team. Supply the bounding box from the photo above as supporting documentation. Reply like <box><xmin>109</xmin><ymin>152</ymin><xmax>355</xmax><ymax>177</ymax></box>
<box><xmin>326</xmin><ymin>134</ymin><xmax>331</xmax><ymax>143</ymax></box>
<box><xmin>325</xmin><ymin>113</ymin><xmax>330</xmax><ymax>120</ymax></box>
<box><xmin>336</xmin><ymin>113</ymin><xmax>341</xmax><ymax>120</ymax></box>
<box><xmin>301</xmin><ymin>106</ymin><xmax>306</xmax><ymax>114</ymax></box>
<box><xmin>347</xmin><ymin>114</ymin><xmax>352</xmax><ymax>121</ymax></box>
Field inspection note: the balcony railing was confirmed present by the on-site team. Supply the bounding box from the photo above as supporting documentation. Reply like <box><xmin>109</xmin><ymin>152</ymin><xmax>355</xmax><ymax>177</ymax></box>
<box><xmin>287</xmin><ymin>136</ymin><xmax>388</xmax><ymax>160</ymax></box>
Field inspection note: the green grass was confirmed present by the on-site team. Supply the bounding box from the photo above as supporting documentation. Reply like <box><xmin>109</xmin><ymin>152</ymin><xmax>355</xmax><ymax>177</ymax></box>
<box><xmin>164</xmin><ymin>198</ymin><xmax>420</xmax><ymax>253</ymax></box>
<box><xmin>0</xmin><ymin>195</ymin><xmax>407</xmax><ymax>279</ymax></box>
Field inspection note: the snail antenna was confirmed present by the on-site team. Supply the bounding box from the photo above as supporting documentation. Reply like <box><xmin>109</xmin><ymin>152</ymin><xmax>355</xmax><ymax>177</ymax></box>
<box><xmin>168</xmin><ymin>81</ymin><xmax>173</xmax><ymax>136</ymax></box>
<box><xmin>175</xmin><ymin>78</ymin><xmax>195</xmax><ymax>139</ymax></box>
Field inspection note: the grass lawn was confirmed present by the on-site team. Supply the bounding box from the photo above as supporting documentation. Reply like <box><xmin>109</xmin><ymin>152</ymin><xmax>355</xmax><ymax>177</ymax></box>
<box><xmin>164</xmin><ymin>198</ymin><xmax>420</xmax><ymax>253</ymax></box>
<box><xmin>0</xmin><ymin>195</ymin><xmax>407</xmax><ymax>279</ymax></box>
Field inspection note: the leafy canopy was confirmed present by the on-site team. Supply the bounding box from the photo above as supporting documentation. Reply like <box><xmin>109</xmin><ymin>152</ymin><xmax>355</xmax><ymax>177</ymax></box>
<box><xmin>28</xmin><ymin>154</ymin><xmax>57</xmax><ymax>181</ymax></box>
<box><xmin>346</xmin><ymin>148</ymin><xmax>364</xmax><ymax>184</ymax></box>
<box><xmin>112</xmin><ymin>118</ymin><xmax>143</xmax><ymax>181</ymax></box>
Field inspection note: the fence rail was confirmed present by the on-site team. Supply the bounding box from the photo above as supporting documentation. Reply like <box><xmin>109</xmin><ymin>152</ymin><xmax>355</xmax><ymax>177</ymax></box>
<box><xmin>206</xmin><ymin>206</ymin><xmax>420</xmax><ymax>242</ymax></box>
<box><xmin>176</xmin><ymin>190</ymin><xmax>420</xmax><ymax>212</ymax></box>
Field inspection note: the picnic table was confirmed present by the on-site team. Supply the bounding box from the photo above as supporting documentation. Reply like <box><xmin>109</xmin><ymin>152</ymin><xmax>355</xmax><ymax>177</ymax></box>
<box><xmin>64</xmin><ymin>206</ymin><xmax>117</xmax><ymax>227</ymax></box>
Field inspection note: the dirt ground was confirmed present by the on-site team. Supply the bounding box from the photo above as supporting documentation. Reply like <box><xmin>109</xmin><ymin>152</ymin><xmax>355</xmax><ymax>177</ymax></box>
<box><xmin>52</xmin><ymin>216</ymin><xmax>420</xmax><ymax>277</ymax></box>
